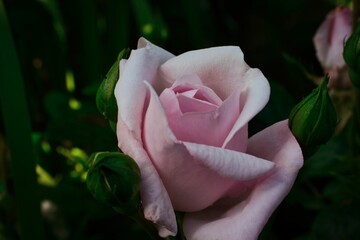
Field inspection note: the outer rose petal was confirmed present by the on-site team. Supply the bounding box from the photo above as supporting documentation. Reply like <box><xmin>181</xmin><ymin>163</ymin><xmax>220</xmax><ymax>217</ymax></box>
<box><xmin>183</xmin><ymin>120</ymin><xmax>303</xmax><ymax>240</ymax></box>
<box><xmin>143</xmin><ymin>82</ymin><xmax>274</xmax><ymax>212</ymax></box>
<box><xmin>116</xmin><ymin>119</ymin><xmax>177</xmax><ymax>237</ymax></box>
<box><xmin>223</xmin><ymin>68</ymin><xmax>270</xmax><ymax>150</ymax></box>
<box><xmin>115</xmin><ymin>38</ymin><xmax>177</xmax><ymax>236</ymax></box>
<box><xmin>159</xmin><ymin>46</ymin><xmax>250</xmax><ymax>99</ymax></box>
<box><xmin>115</xmin><ymin>37</ymin><xmax>174</xmax><ymax>140</ymax></box>
<box><xmin>313</xmin><ymin>6</ymin><xmax>352</xmax><ymax>69</ymax></box>
<box><xmin>183</xmin><ymin>142</ymin><xmax>274</xmax><ymax>180</ymax></box>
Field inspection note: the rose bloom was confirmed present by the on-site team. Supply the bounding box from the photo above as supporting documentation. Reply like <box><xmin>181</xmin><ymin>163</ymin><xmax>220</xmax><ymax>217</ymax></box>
<box><xmin>114</xmin><ymin>38</ymin><xmax>303</xmax><ymax>240</ymax></box>
<box><xmin>313</xmin><ymin>6</ymin><xmax>352</xmax><ymax>89</ymax></box>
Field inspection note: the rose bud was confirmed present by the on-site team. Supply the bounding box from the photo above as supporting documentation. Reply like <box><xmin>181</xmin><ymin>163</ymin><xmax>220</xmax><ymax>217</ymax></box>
<box><xmin>344</xmin><ymin>24</ymin><xmax>360</xmax><ymax>88</ymax></box>
<box><xmin>114</xmin><ymin>38</ymin><xmax>303</xmax><ymax>239</ymax></box>
<box><xmin>86</xmin><ymin>152</ymin><xmax>141</xmax><ymax>214</ymax></box>
<box><xmin>289</xmin><ymin>77</ymin><xmax>337</xmax><ymax>152</ymax></box>
<box><xmin>313</xmin><ymin>6</ymin><xmax>352</xmax><ymax>89</ymax></box>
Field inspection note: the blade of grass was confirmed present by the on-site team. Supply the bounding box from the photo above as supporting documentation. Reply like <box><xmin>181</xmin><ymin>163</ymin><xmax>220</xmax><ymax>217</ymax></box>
<box><xmin>0</xmin><ymin>1</ymin><xmax>44</xmax><ymax>240</ymax></box>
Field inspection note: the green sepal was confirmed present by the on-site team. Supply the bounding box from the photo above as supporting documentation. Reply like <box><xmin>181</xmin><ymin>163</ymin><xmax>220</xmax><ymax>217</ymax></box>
<box><xmin>96</xmin><ymin>48</ymin><xmax>130</xmax><ymax>122</ymax></box>
<box><xmin>86</xmin><ymin>151</ymin><xmax>141</xmax><ymax>214</ymax></box>
<box><xmin>289</xmin><ymin>77</ymin><xmax>337</xmax><ymax>154</ymax></box>
<box><xmin>343</xmin><ymin>24</ymin><xmax>360</xmax><ymax>88</ymax></box>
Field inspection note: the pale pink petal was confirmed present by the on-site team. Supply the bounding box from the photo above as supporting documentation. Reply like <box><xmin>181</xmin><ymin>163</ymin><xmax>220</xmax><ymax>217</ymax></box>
<box><xmin>119</xmin><ymin>59</ymin><xmax>127</xmax><ymax>78</ymax></box>
<box><xmin>313</xmin><ymin>6</ymin><xmax>352</xmax><ymax>69</ymax></box>
<box><xmin>143</xmin><ymin>82</ymin><xmax>239</xmax><ymax>212</ymax></box>
<box><xmin>183</xmin><ymin>120</ymin><xmax>303</xmax><ymax>240</ymax></box>
<box><xmin>223</xmin><ymin>68</ymin><xmax>270</xmax><ymax>149</ymax></box>
<box><xmin>160</xmin><ymin>87</ymin><xmax>242</xmax><ymax>147</ymax></box>
<box><xmin>115</xmin><ymin>37</ymin><xmax>174</xmax><ymax>141</ymax></box>
<box><xmin>327</xmin><ymin>7</ymin><xmax>351</xmax><ymax>68</ymax></box>
<box><xmin>143</xmin><ymin>81</ymin><xmax>275</xmax><ymax>213</ymax></box>
<box><xmin>159</xmin><ymin>88</ymin><xmax>181</xmax><ymax>116</ymax></box>
<box><xmin>172</xmin><ymin>74</ymin><xmax>223</xmax><ymax>106</ymax></box>
<box><xmin>179</xmin><ymin>89</ymin><xmax>198</xmax><ymax>98</ymax></box>
<box><xmin>115</xmin><ymin>38</ymin><xmax>176</xmax><ymax>236</ymax></box>
<box><xmin>116</xmin><ymin>119</ymin><xmax>177</xmax><ymax>237</ymax></box>
<box><xmin>183</xmin><ymin>142</ymin><xmax>274</xmax><ymax>180</ymax></box>
<box><xmin>177</xmin><ymin>94</ymin><xmax>218</xmax><ymax>113</ymax></box>
<box><xmin>159</xmin><ymin>46</ymin><xmax>251</xmax><ymax>99</ymax></box>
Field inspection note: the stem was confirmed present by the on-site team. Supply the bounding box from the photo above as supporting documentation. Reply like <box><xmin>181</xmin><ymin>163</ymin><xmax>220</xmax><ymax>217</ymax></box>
<box><xmin>0</xmin><ymin>1</ymin><xmax>44</xmax><ymax>239</ymax></box>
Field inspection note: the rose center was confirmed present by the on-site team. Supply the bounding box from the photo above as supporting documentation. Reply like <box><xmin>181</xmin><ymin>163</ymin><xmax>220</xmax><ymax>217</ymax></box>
<box><xmin>158</xmin><ymin>74</ymin><xmax>240</xmax><ymax>147</ymax></box>
<box><xmin>173</xmin><ymin>86</ymin><xmax>221</xmax><ymax>113</ymax></box>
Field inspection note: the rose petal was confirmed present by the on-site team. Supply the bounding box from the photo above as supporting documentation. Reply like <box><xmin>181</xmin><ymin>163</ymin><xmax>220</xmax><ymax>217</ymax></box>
<box><xmin>144</xmin><ymin>82</ymin><xmax>238</xmax><ymax>211</ymax></box>
<box><xmin>119</xmin><ymin>59</ymin><xmax>127</xmax><ymax>77</ymax></box>
<box><xmin>172</xmin><ymin>74</ymin><xmax>223</xmax><ymax>106</ymax></box>
<box><xmin>160</xmin><ymin>87</ymin><xmax>242</xmax><ymax>147</ymax></box>
<box><xmin>183</xmin><ymin>142</ymin><xmax>275</xmax><ymax>180</ymax></box>
<box><xmin>159</xmin><ymin>46</ymin><xmax>270</xmax><ymax>150</ymax></box>
<box><xmin>223</xmin><ymin>68</ymin><xmax>270</xmax><ymax>150</ymax></box>
<box><xmin>177</xmin><ymin>94</ymin><xmax>219</xmax><ymax>113</ymax></box>
<box><xmin>313</xmin><ymin>7</ymin><xmax>352</xmax><ymax>69</ymax></box>
<box><xmin>179</xmin><ymin>89</ymin><xmax>198</xmax><ymax>98</ymax></box>
<box><xmin>115</xmin><ymin>38</ymin><xmax>177</xmax><ymax>237</ymax></box>
<box><xmin>143</xmin><ymin>82</ymin><xmax>275</xmax><ymax>213</ymax></box>
<box><xmin>115</xmin><ymin>37</ymin><xmax>174</xmax><ymax>141</ymax></box>
<box><xmin>183</xmin><ymin>120</ymin><xmax>303</xmax><ymax>240</ymax></box>
<box><xmin>116</xmin><ymin>119</ymin><xmax>177</xmax><ymax>237</ymax></box>
<box><xmin>159</xmin><ymin>46</ymin><xmax>251</xmax><ymax>99</ymax></box>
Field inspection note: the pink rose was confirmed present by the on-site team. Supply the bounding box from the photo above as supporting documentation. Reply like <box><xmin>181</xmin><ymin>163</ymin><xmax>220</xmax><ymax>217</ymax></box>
<box><xmin>313</xmin><ymin>6</ymin><xmax>352</xmax><ymax>89</ymax></box>
<box><xmin>115</xmin><ymin>38</ymin><xmax>303</xmax><ymax>239</ymax></box>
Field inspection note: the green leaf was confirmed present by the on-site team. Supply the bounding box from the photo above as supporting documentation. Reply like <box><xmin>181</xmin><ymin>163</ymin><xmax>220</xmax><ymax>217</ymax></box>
<box><xmin>96</xmin><ymin>48</ymin><xmax>130</xmax><ymax>122</ymax></box>
<box><xmin>86</xmin><ymin>151</ymin><xmax>141</xmax><ymax>214</ymax></box>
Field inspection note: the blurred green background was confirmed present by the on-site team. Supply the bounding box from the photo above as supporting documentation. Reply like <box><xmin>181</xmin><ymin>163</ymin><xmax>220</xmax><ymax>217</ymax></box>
<box><xmin>1</xmin><ymin>0</ymin><xmax>360</xmax><ymax>239</ymax></box>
